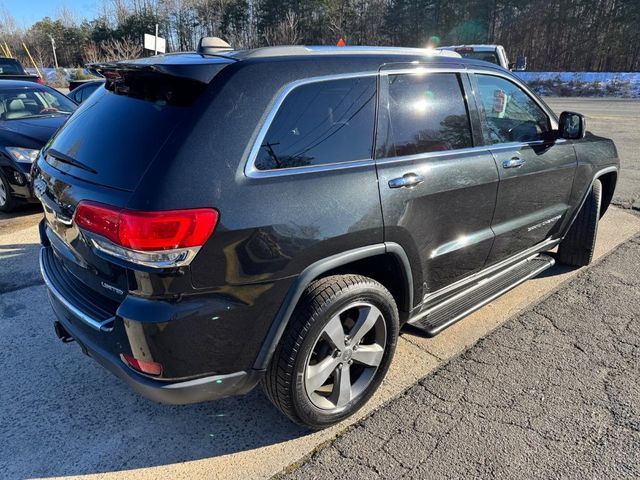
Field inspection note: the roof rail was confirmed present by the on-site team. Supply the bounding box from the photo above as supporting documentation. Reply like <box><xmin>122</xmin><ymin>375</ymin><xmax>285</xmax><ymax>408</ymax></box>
<box><xmin>230</xmin><ymin>45</ymin><xmax>462</xmax><ymax>59</ymax></box>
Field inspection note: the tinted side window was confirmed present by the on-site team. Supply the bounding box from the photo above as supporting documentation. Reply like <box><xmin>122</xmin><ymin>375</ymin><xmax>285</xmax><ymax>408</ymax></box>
<box><xmin>254</xmin><ymin>77</ymin><xmax>376</xmax><ymax>171</ymax></box>
<box><xmin>476</xmin><ymin>74</ymin><xmax>550</xmax><ymax>144</ymax></box>
<box><xmin>380</xmin><ymin>73</ymin><xmax>473</xmax><ymax>158</ymax></box>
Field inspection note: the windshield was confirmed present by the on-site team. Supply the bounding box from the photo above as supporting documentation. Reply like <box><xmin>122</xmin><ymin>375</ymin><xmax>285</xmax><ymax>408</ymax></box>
<box><xmin>0</xmin><ymin>59</ymin><xmax>24</xmax><ymax>75</ymax></box>
<box><xmin>456</xmin><ymin>51</ymin><xmax>501</xmax><ymax>65</ymax></box>
<box><xmin>0</xmin><ymin>87</ymin><xmax>77</xmax><ymax>121</ymax></box>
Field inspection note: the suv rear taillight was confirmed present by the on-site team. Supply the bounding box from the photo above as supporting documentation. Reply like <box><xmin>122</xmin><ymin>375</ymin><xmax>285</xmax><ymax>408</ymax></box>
<box><xmin>74</xmin><ymin>201</ymin><xmax>218</xmax><ymax>268</ymax></box>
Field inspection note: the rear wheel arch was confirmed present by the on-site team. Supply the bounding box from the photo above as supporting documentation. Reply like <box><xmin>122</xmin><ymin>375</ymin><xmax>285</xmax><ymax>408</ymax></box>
<box><xmin>252</xmin><ymin>243</ymin><xmax>414</xmax><ymax>370</ymax></box>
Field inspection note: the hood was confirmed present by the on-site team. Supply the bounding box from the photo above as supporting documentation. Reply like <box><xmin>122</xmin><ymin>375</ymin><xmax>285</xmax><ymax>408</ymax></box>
<box><xmin>0</xmin><ymin>115</ymin><xmax>69</xmax><ymax>149</ymax></box>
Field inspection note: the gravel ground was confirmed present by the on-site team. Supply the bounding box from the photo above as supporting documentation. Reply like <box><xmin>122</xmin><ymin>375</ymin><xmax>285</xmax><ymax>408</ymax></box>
<box><xmin>284</xmin><ymin>235</ymin><xmax>640</xmax><ymax>479</ymax></box>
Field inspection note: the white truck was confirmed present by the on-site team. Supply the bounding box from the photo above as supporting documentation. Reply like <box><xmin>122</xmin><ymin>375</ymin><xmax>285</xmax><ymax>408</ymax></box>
<box><xmin>436</xmin><ymin>44</ymin><xmax>526</xmax><ymax>71</ymax></box>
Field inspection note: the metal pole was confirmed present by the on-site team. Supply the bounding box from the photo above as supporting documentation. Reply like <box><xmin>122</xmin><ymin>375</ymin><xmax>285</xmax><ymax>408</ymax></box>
<box><xmin>154</xmin><ymin>24</ymin><xmax>158</xmax><ymax>55</ymax></box>
<box><xmin>49</xmin><ymin>35</ymin><xmax>58</xmax><ymax>68</ymax></box>
<box><xmin>22</xmin><ymin>42</ymin><xmax>42</xmax><ymax>78</ymax></box>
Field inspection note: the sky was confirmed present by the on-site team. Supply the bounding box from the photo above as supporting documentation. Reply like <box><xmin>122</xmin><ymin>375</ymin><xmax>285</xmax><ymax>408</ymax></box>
<box><xmin>2</xmin><ymin>0</ymin><xmax>102</xmax><ymax>28</ymax></box>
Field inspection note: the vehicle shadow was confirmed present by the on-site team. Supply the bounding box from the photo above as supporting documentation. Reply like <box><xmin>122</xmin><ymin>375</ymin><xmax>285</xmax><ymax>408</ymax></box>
<box><xmin>1</xmin><ymin>249</ymin><xmax>311</xmax><ymax>479</ymax></box>
<box><xmin>0</xmin><ymin>202</ymin><xmax>41</xmax><ymax>220</ymax></box>
<box><xmin>535</xmin><ymin>252</ymin><xmax>580</xmax><ymax>278</ymax></box>
<box><xmin>0</xmin><ymin>242</ymin><xmax>43</xmax><ymax>293</ymax></box>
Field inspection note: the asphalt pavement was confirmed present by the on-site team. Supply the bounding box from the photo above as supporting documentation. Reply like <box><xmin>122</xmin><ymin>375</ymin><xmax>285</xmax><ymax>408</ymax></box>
<box><xmin>285</xmin><ymin>234</ymin><xmax>640</xmax><ymax>479</ymax></box>
<box><xmin>544</xmin><ymin>97</ymin><xmax>640</xmax><ymax>209</ymax></box>
<box><xmin>1</xmin><ymin>208</ymin><xmax>637</xmax><ymax>480</ymax></box>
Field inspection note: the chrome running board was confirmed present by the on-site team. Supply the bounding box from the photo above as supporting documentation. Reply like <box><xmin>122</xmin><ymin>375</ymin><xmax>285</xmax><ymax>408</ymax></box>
<box><xmin>408</xmin><ymin>253</ymin><xmax>555</xmax><ymax>336</ymax></box>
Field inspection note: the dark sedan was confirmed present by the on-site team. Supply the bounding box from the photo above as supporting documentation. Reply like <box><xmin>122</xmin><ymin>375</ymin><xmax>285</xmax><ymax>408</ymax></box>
<box><xmin>0</xmin><ymin>80</ymin><xmax>77</xmax><ymax>211</ymax></box>
<box><xmin>67</xmin><ymin>79</ymin><xmax>104</xmax><ymax>104</ymax></box>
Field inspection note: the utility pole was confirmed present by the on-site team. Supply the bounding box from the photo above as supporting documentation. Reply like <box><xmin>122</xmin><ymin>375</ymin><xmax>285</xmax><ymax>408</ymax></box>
<box><xmin>48</xmin><ymin>35</ymin><xmax>58</xmax><ymax>68</ymax></box>
<box><xmin>154</xmin><ymin>24</ymin><xmax>158</xmax><ymax>55</ymax></box>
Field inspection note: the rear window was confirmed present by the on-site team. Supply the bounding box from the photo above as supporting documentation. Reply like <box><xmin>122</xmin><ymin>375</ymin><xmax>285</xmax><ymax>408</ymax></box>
<box><xmin>254</xmin><ymin>77</ymin><xmax>376</xmax><ymax>171</ymax></box>
<box><xmin>45</xmin><ymin>86</ymin><xmax>192</xmax><ymax>191</ymax></box>
<box><xmin>378</xmin><ymin>73</ymin><xmax>473</xmax><ymax>158</ymax></box>
<box><xmin>456</xmin><ymin>50</ymin><xmax>501</xmax><ymax>65</ymax></box>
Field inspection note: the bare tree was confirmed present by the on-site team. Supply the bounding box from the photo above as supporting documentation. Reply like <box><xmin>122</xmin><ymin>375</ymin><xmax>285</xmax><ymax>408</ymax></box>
<box><xmin>31</xmin><ymin>44</ymin><xmax>52</xmax><ymax>69</ymax></box>
<box><xmin>82</xmin><ymin>42</ymin><xmax>105</xmax><ymax>64</ymax></box>
<box><xmin>101</xmin><ymin>37</ymin><xmax>143</xmax><ymax>61</ymax></box>
<box><xmin>263</xmin><ymin>10</ymin><xmax>301</xmax><ymax>46</ymax></box>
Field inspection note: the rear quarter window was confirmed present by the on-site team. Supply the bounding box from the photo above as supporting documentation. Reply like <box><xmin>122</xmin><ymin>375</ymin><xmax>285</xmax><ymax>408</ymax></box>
<box><xmin>254</xmin><ymin>76</ymin><xmax>376</xmax><ymax>171</ymax></box>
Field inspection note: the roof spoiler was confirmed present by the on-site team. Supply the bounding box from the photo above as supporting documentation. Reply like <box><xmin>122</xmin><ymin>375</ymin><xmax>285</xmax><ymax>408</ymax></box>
<box><xmin>88</xmin><ymin>58</ymin><xmax>233</xmax><ymax>84</ymax></box>
<box><xmin>197</xmin><ymin>37</ymin><xmax>233</xmax><ymax>55</ymax></box>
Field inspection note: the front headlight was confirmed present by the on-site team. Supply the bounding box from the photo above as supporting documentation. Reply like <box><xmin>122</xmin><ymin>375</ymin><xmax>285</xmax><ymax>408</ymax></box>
<box><xmin>6</xmin><ymin>147</ymin><xmax>40</xmax><ymax>163</ymax></box>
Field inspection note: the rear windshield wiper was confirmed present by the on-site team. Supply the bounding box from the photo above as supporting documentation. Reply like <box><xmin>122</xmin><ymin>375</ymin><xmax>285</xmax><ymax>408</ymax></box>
<box><xmin>47</xmin><ymin>148</ymin><xmax>98</xmax><ymax>174</ymax></box>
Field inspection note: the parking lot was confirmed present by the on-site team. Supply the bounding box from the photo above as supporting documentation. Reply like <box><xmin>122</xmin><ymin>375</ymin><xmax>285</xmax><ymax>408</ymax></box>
<box><xmin>1</xmin><ymin>98</ymin><xmax>639</xmax><ymax>479</ymax></box>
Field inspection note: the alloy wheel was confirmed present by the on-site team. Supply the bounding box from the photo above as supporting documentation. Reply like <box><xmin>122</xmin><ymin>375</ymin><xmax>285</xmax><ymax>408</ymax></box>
<box><xmin>304</xmin><ymin>302</ymin><xmax>387</xmax><ymax>411</ymax></box>
<box><xmin>0</xmin><ymin>178</ymin><xmax>7</xmax><ymax>207</ymax></box>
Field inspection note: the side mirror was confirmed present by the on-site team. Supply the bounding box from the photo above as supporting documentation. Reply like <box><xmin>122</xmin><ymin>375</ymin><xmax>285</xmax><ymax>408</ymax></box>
<box><xmin>559</xmin><ymin>111</ymin><xmax>586</xmax><ymax>140</ymax></box>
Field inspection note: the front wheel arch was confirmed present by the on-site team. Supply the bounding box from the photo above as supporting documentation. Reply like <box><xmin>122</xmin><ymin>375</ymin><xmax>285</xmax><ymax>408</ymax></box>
<box><xmin>598</xmin><ymin>171</ymin><xmax>617</xmax><ymax>218</ymax></box>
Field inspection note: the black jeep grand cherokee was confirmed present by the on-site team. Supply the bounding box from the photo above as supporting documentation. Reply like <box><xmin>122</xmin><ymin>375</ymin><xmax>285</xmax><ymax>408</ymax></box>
<box><xmin>34</xmin><ymin>44</ymin><xmax>618</xmax><ymax>429</ymax></box>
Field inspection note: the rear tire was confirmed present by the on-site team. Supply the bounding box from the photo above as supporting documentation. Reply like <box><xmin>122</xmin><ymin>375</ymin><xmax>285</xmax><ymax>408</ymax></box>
<box><xmin>262</xmin><ymin>274</ymin><xmax>399</xmax><ymax>429</ymax></box>
<box><xmin>0</xmin><ymin>172</ymin><xmax>17</xmax><ymax>213</ymax></box>
<box><xmin>557</xmin><ymin>179</ymin><xmax>602</xmax><ymax>267</ymax></box>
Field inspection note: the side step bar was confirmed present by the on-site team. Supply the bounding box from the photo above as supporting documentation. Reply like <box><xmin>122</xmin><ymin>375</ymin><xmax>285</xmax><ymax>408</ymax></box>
<box><xmin>408</xmin><ymin>254</ymin><xmax>555</xmax><ymax>337</ymax></box>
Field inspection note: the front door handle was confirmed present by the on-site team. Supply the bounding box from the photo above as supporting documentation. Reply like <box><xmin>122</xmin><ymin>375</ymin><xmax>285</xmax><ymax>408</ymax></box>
<box><xmin>502</xmin><ymin>157</ymin><xmax>526</xmax><ymax>169</ymax></box>
<box><xmin>388</xmin><ymin>173</ymin><xmax>425</xmax><ymax>189</ymax></box>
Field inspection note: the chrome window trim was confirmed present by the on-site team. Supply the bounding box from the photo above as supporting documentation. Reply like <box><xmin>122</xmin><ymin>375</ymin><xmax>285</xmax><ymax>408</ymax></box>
<box><xmin>375</xmin><ymin>145</ymin><xmax>492</xmax><ymax>166</ymax></box>
<box><xmin>243</xmin><ymin>66</ymin><xmax>560</xmax><ymax>178</ymax></box>
<box><xmin>246</xmin><ymin>158</ymin><xmax>375</xmax><ymax>178</ymax></box>
<box><xmin>379</xmin><ymin>66</ymin><xmax>467</xmax><ymax>76</ymax></box>
<box><xmin>244</xmin><ymin>71</ymin><xmax>378</xmax><ymax>178</ymax></box>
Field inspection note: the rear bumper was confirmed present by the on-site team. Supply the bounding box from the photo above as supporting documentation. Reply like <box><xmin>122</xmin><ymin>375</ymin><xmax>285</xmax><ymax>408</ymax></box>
<box><xmin>54</xmin><ymin>318</ymin><xmax>260</xmax><ymax>404</ymax></box>
<box><xmin>40</xmin><ymin>246</ymin><xmax>262</xmax><ymax>404</ymax></box>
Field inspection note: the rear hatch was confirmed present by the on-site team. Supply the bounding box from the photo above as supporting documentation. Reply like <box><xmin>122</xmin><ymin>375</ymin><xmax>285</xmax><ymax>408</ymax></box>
<box><xmin>35</xmin><ymin>55</ymin><xmax>233</xmax><ymax>308</ymax></box>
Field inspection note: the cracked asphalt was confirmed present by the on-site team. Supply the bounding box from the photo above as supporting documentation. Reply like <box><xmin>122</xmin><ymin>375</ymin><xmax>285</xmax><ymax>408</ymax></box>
<box><xmin>284</xmin><ymin>235</ymin><xmax>640</xmax><ymax>479</ymax></box>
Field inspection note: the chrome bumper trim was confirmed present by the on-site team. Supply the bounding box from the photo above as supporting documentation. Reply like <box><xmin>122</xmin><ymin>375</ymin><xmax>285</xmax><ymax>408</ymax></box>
<box><xmin>39</xmin><ymin>248</ymin><xmax>115</xmax><ymax>332</ymax></box>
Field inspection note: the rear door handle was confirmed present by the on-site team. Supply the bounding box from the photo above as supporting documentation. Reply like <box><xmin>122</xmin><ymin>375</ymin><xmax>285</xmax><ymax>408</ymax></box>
<box><xmin>502</xmin><ymin>157</ymin><xmax>526</xmax><ymax>169</ymax></box>
<box><xmin>388</xmin><ymin>173</ymin><xmax>424</xmax><ymax>189</ymax></box>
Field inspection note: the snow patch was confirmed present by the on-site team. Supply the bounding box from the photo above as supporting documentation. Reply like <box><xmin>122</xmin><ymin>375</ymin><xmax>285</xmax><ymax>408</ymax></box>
<box><xmin>515</xmin><ymin>72</ymin><xmax>640</xmax><ymax>98</ymax></box>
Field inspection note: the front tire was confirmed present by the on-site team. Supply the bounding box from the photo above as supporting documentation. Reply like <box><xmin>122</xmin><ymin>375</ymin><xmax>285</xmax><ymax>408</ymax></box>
<box><xmin>262</xmin><ymin>275</ymin><xmax>399</xmax><ymax>429</ymax></box>
<box><xmin>558</xmin><ymin>179</ymin><xmax>602</xmax><ymax>267</ymax></box>
<box><xmin>0</xmin><ymin>172</ymin><xmax>17</xmax><ymax>213</ymax></box>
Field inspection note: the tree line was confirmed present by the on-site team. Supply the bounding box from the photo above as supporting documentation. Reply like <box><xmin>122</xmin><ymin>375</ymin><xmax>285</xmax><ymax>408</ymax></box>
<box><xmin>1</xmin><ymin>0</ymin><xmax>638</xmax><ymax>71</ymax></box>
